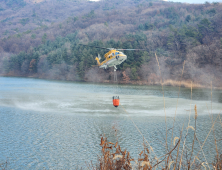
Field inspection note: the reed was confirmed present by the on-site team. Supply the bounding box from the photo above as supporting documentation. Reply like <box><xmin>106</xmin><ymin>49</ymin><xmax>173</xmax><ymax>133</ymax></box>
<box><xmin>0</xmin><ymin>161</ymin><xmax>7</xmax><ymax>170</ymax></box>
<box><xmin>162</xmin><ymin>79</ymin><xmax>204</xmax><ymax>88</ymax></box>
<box><xmin>92</xmin><ymin>107</ymin><xmax>221</xmax><ymax>170</ymax></box>
<box><xmin>91</xmin><ymin>54</ymin><xmax>222</xmax><ymax>170</ymax></box>
<box><xmin>155</xmin><ymin>53</ymin><xmax>168</xmax><ymax>157</ymax></box>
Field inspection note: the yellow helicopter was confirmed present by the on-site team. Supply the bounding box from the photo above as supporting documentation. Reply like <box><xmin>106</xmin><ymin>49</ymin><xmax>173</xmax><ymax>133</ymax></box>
<box><xmin>80</xmin><ymin>44</ymin><xmax>144</xmax><ymax>71</ymax></box>
<box><xmin>80</xmin><ymin>44</ymin><xmax>144</xmax><ymax>107</ymax></box>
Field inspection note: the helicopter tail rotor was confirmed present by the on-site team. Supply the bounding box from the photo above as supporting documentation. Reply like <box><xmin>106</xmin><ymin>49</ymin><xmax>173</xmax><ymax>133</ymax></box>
<box><xmin>98</xmin><ymin>54</ymin><xmax>101</xmax><ymax>60</ymax></box>
<box><xmin>95</xmin><ymin>54</ymin><xmax>101</xmax><ymax>66</ymax></box>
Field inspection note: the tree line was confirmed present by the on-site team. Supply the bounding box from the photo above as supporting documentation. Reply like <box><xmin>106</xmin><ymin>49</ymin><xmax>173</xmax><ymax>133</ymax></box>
<box><xmin>0</xmin><ymin>0</ymin><xmax>222</xmax><ymax>86</ymax></box>
<box><xmin>1</xmin><ymin>32</ymin><xmax>150</xmax><ymax>81</ymax></box>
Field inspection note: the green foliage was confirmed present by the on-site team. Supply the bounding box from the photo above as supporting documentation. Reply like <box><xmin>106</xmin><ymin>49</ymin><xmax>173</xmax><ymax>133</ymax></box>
<box><xmin>164</xmin><ymin>7</ymin><xmax>179</xmax><ymax>20</ymax></box>
<box><xmin>32</xmin><ymin>10</ymin><xmax>36</xmax><ymax>17</ymax></box>
<box><xmin>206</xmin><ymin>8</ymin><xmax>216</xmax><ymax>16</ymax></box>
<box><xmin>138</xmin><ymin>24</ymin><xmax>145</xmax><ymax>30</ymax></box>
<box><xmin>141</xmin><ymin>51</ymin><xmax>150</xmax><ymax>63</ymax></box>
<box><xmin>4</xmin><ymin>30</ymin><xmax>9</xmax><ymax>35</ymax></box>
<box><xmin>131</xmin><ymin>67</ymin><xmax>138</xmax><ymax>80</ymax></box>
<box><xmin>12</xmin><ymin>28</ymin><xmax>19</xmax><ymax>32</ymax></box>
<box><xmin>167</xmin><ymin>24</ymin><xmax>202</xmax><ymax>53</ymax></box>
<box><xmin>5</xmin><ymin>0</ymin><xmax>26</xmax><ymax>7</ymax></box>
<box><xmin>175</xmin><ymin>26</ymin><xmax>200</xmax><ymax>40</ymax></box>
<box><xmin>4</xmin><ymin>31</ymin><xmax>148</xmax><ymax>79</ymax></box>
<box><xmin>1</xmin><ymin>17</ymin><xmax>14</xmax><ymax>23</ymax></box>
<box><xmin>198</xmin><ymin>18</ymin><xmax>213</xmax><ymax>37</ymax></box>
<box><xmin>40</xmin><ymin>25</ymin><xmax>48</xmax><ymax>29</ymax></box>
<box><xmin>123</xmin><ymin>63</ymin><xmax>130</xmax><ymax>69</ymax></box>
<box><xmin>3</xmin><ymin>50</ymin><xmax>40</xmax><ymax>74</ymax></box>
<box><xmin>4</xmin><ymin>52</ymin><xmax>26</xmax><ymax>72</ymax></box>
<box><xmin>24</xmin><ymin>30</ymin><xmax>31</xmax><ymax>34</ymax></box>
<box><xmin>138</xmin><ymin>22</ymin><xmax>154</xmax><ymax>31</ymax></box>
<box><xmin>20</xmin><ymin>18</ymin><xmax>29</xmax><ymax>26</ymax></box>
<box><xmin>185</xmin><ymin>15</ymin><xmax>191</xmax><ymax>22</ymax></box>
<box><xmin>83</xmin><ymin>10</ymin><xmax>96</xmax><ymax>19</ymax></box>
<box><xmin>73</xmin><ymin>16</ymin><xmax>78</xmax><ymax>22</ymax></box>
<box><xmin>16</xmin><ymin>33</ymin><xmax>21</xmax><ymax>38</ymax></box>
<box><xmin>201</xmin><ymin>18</ymin><xmax>211</xmax><ymax>25</ymax></box>
<box><xmin>31</xmin><ymin>34</ymin><xmax>36</xmax><ymax>39</ymax></box>
<box><xmin>144</xmin><ymin>23</ymin><xmax>154</xmax><ymax>30</ymax></box>
<box><xmin>3</xmin><ymin>58</ymin><xmax>10</xmax><ymax>73</ymax></box>
<box><xmin>213</xmin><ymin>2</ymin><xmax>219</xmax><ymax>5</ymax></box>
<box><xmin>103</xmin><ymin>4</ymin><xmax>115</xmax><ymax>11</ymax></box>
<box><xmin>205</xmin><ymin>1</ymin><xmax>210</xmax><ymax>5</ymax></box>
<box><xmin>0</xmin><ymin>5</ymin><xmax>4</xmax><ymax>11</ymax></box>
<box><xmin>42</xmin><ymin>33</ymin><xmax>47</xmax><ymax>44</ymax></box>
<box><xmin>2</xmin><ymin>0</ymin><xmax>222</xmax><ymax>81</ymax></box>
<box><xmin>89</xmin><ymin>10</ymin><xmax>95</xmax><ymax>17</ymax></box>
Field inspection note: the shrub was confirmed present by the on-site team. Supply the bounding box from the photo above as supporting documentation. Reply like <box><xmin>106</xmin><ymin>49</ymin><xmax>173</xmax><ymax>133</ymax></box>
<box><xmin>19</xmin><ymin>18</ymin><xmax>29</xmax><ymax>26</ymax></box>
<box><xmin>185</xmin><ymin>15</ymin><xmax>191</xmax><ymax>22</ymax></box>
<box><xmin>5</xmin><ymin>0</ymin><xmax>26</xmax><ymax>7</ymax></box>
<box><xmin>0</xmin><ymin>5</ymin><xmax>4</xmax><ymax>11</ymax></box>
<box><xmin>31</xmin><ymin>34</ymin><xmax>36</xmax><ymax>39</ymax></box>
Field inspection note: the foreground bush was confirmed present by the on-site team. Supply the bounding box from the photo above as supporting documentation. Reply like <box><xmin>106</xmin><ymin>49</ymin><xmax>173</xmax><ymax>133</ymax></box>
<box><xmin>90</xmin><ymin>105</ymin><xmax>222</xmax><ymax>170</ymax></box>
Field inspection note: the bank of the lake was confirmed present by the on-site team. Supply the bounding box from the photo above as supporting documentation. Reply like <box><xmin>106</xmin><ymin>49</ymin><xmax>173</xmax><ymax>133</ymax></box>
<box><xmin>1</xmin><ymin>73</ymin><xmax>219</xmax><ymax>90</ymax></box>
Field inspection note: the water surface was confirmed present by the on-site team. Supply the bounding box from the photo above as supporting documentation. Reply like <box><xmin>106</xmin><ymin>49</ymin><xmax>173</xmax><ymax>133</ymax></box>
<box><xmin>0</xmin><ymin>77</ymin><xmax>221</xmax><ymax>169</ymax></box>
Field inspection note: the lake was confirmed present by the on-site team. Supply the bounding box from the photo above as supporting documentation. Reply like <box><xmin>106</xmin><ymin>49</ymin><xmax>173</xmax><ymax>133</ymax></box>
<box><xmin>0</xmin><ymin>77</ymin><xmax>221</xmax><ymax>169</ymax></box>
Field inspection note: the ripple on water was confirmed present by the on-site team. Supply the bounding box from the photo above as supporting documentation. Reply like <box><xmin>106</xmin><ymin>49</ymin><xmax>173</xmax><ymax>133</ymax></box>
<box><xmin>0</xmin><ymin>77</ymin><xmax>222</xmax><ymax>169</ymax></box>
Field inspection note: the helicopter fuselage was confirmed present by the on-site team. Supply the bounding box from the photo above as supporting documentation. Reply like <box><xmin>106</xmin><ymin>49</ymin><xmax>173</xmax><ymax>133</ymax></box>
<box><xmin>95</xmin><ymin>50</ymin><xmax>127</xmax><ymax>69</ymax></box>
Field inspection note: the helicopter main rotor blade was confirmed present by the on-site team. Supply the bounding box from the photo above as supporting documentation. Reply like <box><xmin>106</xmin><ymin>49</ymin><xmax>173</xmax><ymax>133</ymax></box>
<box><xmin>79</xmin><ymin>44</ymin><xmax>109</xmax><ymax>50</ymax></box>
<box><xmin>116</xmin><ymin>49</ymin><xmax>145</xmax><ymax>51</ymax></box>
<box><xmin>79</xmin><ymin>44</ymin><xmax>145</xmax><ymax>51</ymax></box>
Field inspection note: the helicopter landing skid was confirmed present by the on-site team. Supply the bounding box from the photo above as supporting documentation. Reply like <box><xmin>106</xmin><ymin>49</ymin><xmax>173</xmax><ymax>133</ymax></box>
<box><xmin>114</xmin><ymin>66</ymin><xmax>117</xmax><ymax>82</ymax></box>
<box><xmin>114</xmin><ymin>65</ymin><xmax>117</xmax><ymax>72</ymax></box>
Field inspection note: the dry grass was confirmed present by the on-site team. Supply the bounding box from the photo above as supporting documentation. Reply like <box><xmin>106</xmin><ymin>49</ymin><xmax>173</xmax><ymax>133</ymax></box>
<box><xmin>212</xmin><ymin>154</ymin><xmax>222</xmax><ymax>169</ymax></box>
<box><xmin>91</xmin><ymin>105</ymin><xmax>222</xmax><ymax>170</ymax></box>
<box><xmin>90</xmin><ymin>54</ymin><xmax>222</xmax><ymax>170</ymax></box>
<box><xmin>162</xmin><ymin>79</ymin><xmax>204</xmax><ymax>89</ymax></box>
<box><xmin>0</xmin><ymin>161</ymin><xmax>7</xmax><ymax>170</ymax></box>
<box><xmin>89</xmin><ymin>136</ymin><xmax>163</xmax><ymax>170</ymax></box>
<box><xmin>118</xmin><ymin>79</ymin><xmax>215</xmax><ymax>89</ymax></box>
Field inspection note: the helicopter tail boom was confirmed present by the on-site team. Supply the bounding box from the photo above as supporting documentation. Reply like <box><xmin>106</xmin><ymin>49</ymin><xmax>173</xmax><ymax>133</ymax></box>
<box><xmin>95</xmin><ymin>57</ymin><xmax>101</xmax><ymax>66</ymax></box>
<box><xmin>95</xmin><ymin>54</ymin><xmax>102</xmax><ymax>66</ymax></box>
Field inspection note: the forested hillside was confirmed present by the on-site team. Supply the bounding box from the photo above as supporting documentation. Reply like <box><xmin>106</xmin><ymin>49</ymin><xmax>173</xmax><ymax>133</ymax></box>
<box><xmin>0</xmin><ymin>0</ymin><xmax>222</xmax><ymax>87</ymax></box>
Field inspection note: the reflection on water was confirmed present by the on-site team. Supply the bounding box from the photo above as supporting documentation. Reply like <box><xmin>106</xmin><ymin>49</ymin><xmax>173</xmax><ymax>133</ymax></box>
<box><xmin>0</xmin><ymin>77</ymin><xmax>222</xmax><ymax>169</ymax></box>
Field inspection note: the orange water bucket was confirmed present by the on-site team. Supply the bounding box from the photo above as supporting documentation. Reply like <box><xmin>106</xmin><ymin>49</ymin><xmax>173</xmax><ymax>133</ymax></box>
<box><xmin>113</xmin><ymin>96</ymin><xmax>119</xmax><ymax>107</ymax></box>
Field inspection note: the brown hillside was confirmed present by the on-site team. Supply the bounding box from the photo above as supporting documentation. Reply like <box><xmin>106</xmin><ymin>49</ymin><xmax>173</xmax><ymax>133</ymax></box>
<box><xmin>24</xmin><ymin>0</ymin><xmax>46</xmax><ymax>3</ymax></box>
<box><xmin>0</xmin><ymin>0</ymin><xmax>222</xmax><ymax>88</ymax></box>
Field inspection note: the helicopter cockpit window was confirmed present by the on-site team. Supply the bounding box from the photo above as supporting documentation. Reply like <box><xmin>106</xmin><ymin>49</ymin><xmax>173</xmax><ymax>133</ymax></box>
<box><xmin>112</xmin><ymin>53</ymin><xmax>114</xmax><ymax>56</ymax></box>
<box><xmin>115</xmin><ymin>52</ymin><xmax>119</xmax><ymax>55</ymax></box>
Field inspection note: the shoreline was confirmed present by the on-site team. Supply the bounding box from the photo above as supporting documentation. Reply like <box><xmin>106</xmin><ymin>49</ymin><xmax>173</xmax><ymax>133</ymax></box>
<box><xmin>1</xmin><ymin>74</ymin><xmax>221</xmax><ymax>90</ymax></box>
